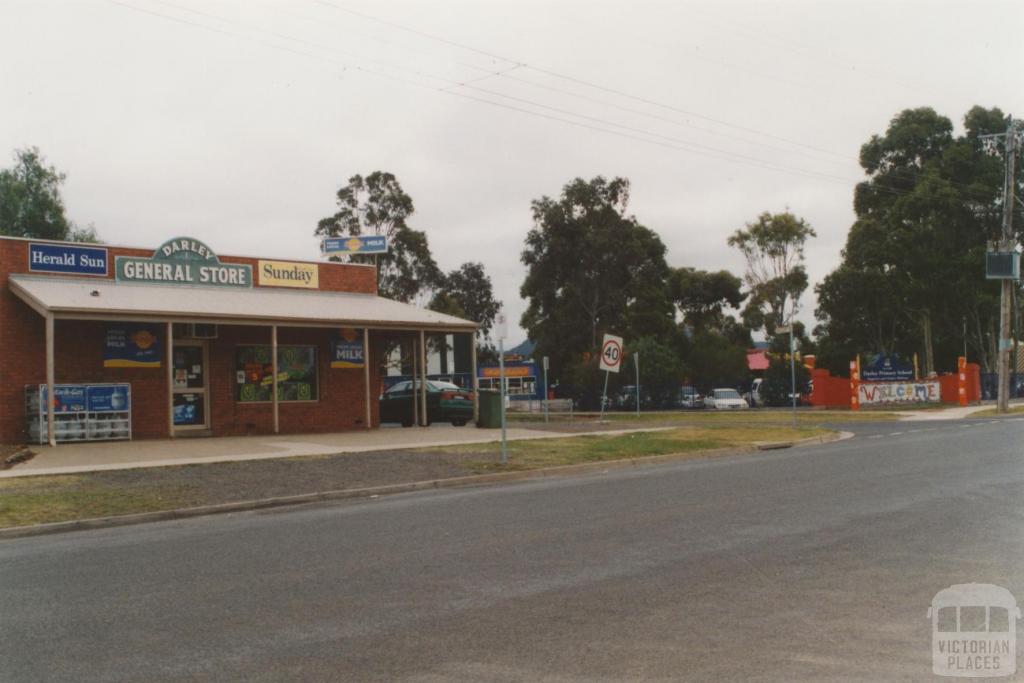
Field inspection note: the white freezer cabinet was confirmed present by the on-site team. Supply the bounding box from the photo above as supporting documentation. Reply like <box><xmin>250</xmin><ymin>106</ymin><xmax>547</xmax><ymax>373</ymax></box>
<box><xmin>25</xmin><ymin>384</ymin><xmax>132</xmax><ymax>444</ymax></box>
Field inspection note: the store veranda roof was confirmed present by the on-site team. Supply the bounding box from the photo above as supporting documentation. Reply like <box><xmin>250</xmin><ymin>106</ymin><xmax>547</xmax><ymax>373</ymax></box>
<box><xmin>9</xmin><ymin>275</ymin><xmax>477</xmax><ymax>332</ymax></box>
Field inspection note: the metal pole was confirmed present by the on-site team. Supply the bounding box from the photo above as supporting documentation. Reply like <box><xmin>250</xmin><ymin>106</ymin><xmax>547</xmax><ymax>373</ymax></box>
<box><xmin>167</xmin><ymin>321</ymin><xmax>174</xmax><ymax>438</ymax></box>
<box><xmin>470</xmin><ymin>333</ymin><xmax>479</xmax><ymax>424</ymax></box>
<box><xmin>790</xmin><ymin>325</ymin><xmax>797</xmax><ymax>429</ymax></box>
<box><xmin>635</xmin><ymin>351</ymin><xmax>640</xmax><ymax>418</ymax></box>
<box><xmin>543</xmin><ymin>357</ymin><xmax>549</xmax><ymax>423</ymax></box>
<box><xmin>363</xmin><ymin>328</ymin><xmax>372</xmax><ymax>429</ymax></box>
<box><xmin>271</xmin><ymin>324</ymin><xmax>279</xmax><ymax>434</ymax></box>
<box><xmin>45</xmin><ymin>313</ymin><xmax>55</xmax><ymax>447</ymax></box>
<box><xmin>411</xmin><ymin>336</ymin><xmax>418</xmax><ymax>426</ymax></box>
<box><xmin>997</xmin><ymin>118</ymin><xmax>1017</xmax><ymax>413</ymax></box>
<box><xmin>963</xmin><ymin>316</ymin><xmax>968</xmax><ymax>361</ymax></box>
<box><xmin>499</xmin><ymin>336</ymin><xmax>507</xmax><ymax>464</ymax></box>
<box><xmin>419</xmin><ymin>329</ymin><xmax>428</xmax><ymax>426</ymax></box>
<box><xmin>599</xmin><ymin>369</ymin><xmax>610</xmax><ymax>422</ymax></box>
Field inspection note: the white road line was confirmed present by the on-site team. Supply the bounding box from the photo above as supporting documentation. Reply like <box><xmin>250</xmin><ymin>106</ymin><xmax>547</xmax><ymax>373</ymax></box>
<box><xmin>889</xmin><ymin>432</ymin><xmax>903</xmax><ymax>436</ymax></box>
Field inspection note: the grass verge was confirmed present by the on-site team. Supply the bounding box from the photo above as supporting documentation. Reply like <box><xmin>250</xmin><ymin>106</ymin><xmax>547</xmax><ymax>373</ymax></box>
<box><xmin>508</xmin><ymin>409</ymin><xmax>898</xmax><ymax>424</ymax></box>
<box><xmin>418</xmin><ymin>425</ymin><xmax>830</xmax><ymax>473</ymax></box>
<box><xmin>0</xmin><ymin>475</ymin><xmax>188</xmax><ymax>528</ymax></box>
<box><xmin>967</xmin><ymin>405</ymin><xmax>1024</xmax><ymax>417</ymax></box>
<box><xmin>0</xmin><ymin>424</ymin><xmax>830</xmax><ymax>529</ymax></box>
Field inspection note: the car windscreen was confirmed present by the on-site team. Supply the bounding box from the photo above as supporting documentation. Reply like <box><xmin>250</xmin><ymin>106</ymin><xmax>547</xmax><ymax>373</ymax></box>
<box><xmin>714</xmin><ymin>389</ymin><xmax>740</xmax><ymax>399</ymax></box>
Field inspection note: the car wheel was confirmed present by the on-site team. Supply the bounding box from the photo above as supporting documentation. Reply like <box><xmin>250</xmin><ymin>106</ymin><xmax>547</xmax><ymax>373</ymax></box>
<box><xmin>401</xmin><ymin>418</ymin><xmax>413</xmax><ymax>427</ymax></box>
<box><xmin>451</xmin><ymin>419</ymin><xmax>466</xmax><ymax>427</ymax></box>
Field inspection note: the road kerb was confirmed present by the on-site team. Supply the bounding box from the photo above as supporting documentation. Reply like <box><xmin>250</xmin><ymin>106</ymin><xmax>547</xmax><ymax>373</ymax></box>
<box><xmin>0</xmin><ymin>430</ymin><xmax>851</xmax><ymax>540</ymax></box>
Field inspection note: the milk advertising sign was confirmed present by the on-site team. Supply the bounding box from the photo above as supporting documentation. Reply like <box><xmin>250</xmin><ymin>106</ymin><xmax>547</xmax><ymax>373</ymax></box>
<box><xmin>104</xmin><ymin>324</ymin><xmax>162</xmax><ymax>368</ymax></box>
<box><xmin>321</xmin><ymin>235</ymin><xmax>389</xmax><ymax>255</ymax></box>
<box><xmin>330</xmin><ymin>328</ymin><xmax>364</xmax><ymax>368</ymax></box>
<box><xmin>116</xmin><ymin>237</ymin><xmax>252</xmax><ymax>288</ymax></box>
<box><xmin>858</xmin><ymin>381</ymin><xmax>940</xmax><ymax>404</ymax></box>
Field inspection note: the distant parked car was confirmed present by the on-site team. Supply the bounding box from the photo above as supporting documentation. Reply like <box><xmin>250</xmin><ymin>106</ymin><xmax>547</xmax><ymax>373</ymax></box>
<box><xmin>678</xmin><ymin>386</ymin><xmax>703</xmax><ymax>409</ymax></box>
<box><xmin>745</xmin><ymin>378</ymin><xmax>764</xmax><ymax>407</ymax></box>
<box><xmin>380</xmin><ymin>380</ymin><xmax>474</xmax><ymax>426</ymax></box>
<box><xmin>704</xmin><ymin>388</ymin><xmax>749</xmax><ymax>410</ymax></box>
<box><xmin>617</xmin><ymin>384</ymin><xmax>653</xmax><ymax>410</ymax></box>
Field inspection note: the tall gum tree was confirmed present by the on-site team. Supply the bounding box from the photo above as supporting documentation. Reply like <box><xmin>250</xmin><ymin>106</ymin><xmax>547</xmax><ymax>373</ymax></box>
<box><xmin>520</xmin><ymin>176</ymin><xmax>674</xmax><ymax>380</ymax></box>
<box><xmin>316</xmin><ymin>171</ymin><xmax>440</xmax><ymax>302</ymax></box>
<box><xmin>727</xmin><ymin>211</ymin><xmax>816</xmax><ymax>339</ymax></box>
<box><xmin>815</xmin><ymin>106</ymin><xmax>1014</xmax><ymax>374</ymax></box>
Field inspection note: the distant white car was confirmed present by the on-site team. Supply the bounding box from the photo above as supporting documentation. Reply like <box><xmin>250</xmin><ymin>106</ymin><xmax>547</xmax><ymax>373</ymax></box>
<box><xmin>705</xmin><ymin>388</ymin><xmax>749</xmax><ymax>410</ymax></box>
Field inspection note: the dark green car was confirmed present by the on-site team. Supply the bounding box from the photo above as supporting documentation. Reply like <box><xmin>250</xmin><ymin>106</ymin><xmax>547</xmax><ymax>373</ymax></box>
<box><xmin>380</xmin><ymin>380</ymin><xmax>475</xmax><ymax>427</ymax></box>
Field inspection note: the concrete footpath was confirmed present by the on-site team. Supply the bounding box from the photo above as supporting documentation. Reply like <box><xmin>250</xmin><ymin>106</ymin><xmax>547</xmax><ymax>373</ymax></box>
<box><xmin>2</xmin><ymin>424</ymin><xmax>675</xmax><ymax>478</ymax></box>
<box><xmin>897</xmin><ymin>401</ymin><xmax>1022</xmax><ymax>421</ymax></box>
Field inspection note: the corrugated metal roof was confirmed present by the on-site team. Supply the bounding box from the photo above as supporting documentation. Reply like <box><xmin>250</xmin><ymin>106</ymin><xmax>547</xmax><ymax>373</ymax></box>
<box><xmin>9</xmin><ymin>275</ymin><xmax>477</xmax><ymax>331</ymax></box>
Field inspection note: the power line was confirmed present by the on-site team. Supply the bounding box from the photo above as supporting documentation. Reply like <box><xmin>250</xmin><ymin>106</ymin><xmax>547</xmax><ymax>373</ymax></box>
<box><xmin>111</xmin><ymin>0</ymin><xmax>868</xmax><ymax>188</ymax></box>
<box><xmin>104</xmin><ymin>0</ymin><xmax>995</xmax><ymax>206</ymax></box>
<box><xmin>308</xmin><ymin>0</ymin><xmax>992</xmax><ymax>196</ymax></box>
<box><xmin>313</xmin><ymin>0</ymin><xmax>851</xmax><ymax>160</ymax></box>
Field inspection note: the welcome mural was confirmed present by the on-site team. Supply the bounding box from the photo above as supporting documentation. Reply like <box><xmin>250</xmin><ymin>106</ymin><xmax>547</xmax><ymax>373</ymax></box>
<box><xmin>858</xmin><ymin>381</ymin><xmax>941</xmax><ymax>405</ymax></box>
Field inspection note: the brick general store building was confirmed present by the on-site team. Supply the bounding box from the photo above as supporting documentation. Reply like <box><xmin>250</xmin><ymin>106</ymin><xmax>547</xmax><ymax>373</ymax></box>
<box><xmin>0</xmin><ymin>235</ymin><xmax>477</xmax><ymax>446</ymax></box>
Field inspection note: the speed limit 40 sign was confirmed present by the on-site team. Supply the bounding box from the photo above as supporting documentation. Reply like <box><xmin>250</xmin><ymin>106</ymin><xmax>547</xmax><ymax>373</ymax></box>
<box><xmin>599</xmin><ymin>334</ymin><xmax>624</xmax><ymax>373</ymax></box>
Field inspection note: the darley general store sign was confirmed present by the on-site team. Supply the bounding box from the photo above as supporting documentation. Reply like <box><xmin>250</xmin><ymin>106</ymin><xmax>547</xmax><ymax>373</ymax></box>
<box><xmin>116</xmin><ymin>237</ymin><xmax>251</xmax><ymax>288</ymax></box>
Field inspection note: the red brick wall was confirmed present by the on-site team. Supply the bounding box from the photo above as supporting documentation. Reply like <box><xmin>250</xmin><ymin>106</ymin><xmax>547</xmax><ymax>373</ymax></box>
<box><xmin>0</xmin><ymin>237</ymin><xmax>382</xmax><ymax>443</ymax></box>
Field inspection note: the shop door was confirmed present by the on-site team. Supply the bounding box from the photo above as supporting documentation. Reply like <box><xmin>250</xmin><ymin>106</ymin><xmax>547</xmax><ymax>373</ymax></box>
<box><xmin>172</xmin><ymin>341</ymin><xmax>209</xmax><ymax>432</ymax></box>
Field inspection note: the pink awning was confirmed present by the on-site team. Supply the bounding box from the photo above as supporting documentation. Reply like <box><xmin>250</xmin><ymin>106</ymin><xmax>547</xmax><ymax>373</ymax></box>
<box><xmin>747</xmin><ymin>349</ymin><xmax>769</xmax><ymax>371</ymax></box>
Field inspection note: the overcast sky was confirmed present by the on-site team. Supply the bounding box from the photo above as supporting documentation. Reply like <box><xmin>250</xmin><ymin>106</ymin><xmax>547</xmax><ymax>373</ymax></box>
<box><xmin>3</xmin><ymin>0</ymin><xmax>1022</xmax><ymax>342</ymax></box>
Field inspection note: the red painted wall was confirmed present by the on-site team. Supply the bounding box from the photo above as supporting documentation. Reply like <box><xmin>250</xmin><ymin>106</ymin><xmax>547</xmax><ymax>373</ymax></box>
<box><xmin>809</xmin><ymin>368</ymin><xmax>851</xmax><ymax>408</ymax></box>
<box><xmin>809</xmin><ymin>364</ymin><xmax>982</xmax><ymax>409</ymax></box>
<box><xmin>937</xmin><ymin>363</ymin><xmax>981</xmax><ymax>404</ymax></box>
<box><xmin>0</xmin><ymin>237</ymin><xmax>386</xmax><ymax>443</ymax></box>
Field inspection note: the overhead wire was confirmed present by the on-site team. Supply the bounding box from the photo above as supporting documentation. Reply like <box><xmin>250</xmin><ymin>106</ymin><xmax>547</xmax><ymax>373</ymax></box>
<box><xmin>309</xmin><ymin>1</ymin><xmax>996</xmax><ymax>197</ymax></box>
<box><xmin>105</xmin><ymin>0</ymin><xmax>996</xmax><ymax>205</ymax></box>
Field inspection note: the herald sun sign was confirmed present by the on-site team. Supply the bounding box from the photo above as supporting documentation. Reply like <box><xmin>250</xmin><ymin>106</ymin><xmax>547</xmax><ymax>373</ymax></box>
<box><xmin>599</xmin><ymin>334</ymin><xmax>624</xmax><ymax>373</ymax></box>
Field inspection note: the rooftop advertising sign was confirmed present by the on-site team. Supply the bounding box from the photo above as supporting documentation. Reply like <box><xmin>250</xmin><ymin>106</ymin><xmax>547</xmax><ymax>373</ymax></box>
<box><xmin>321</xmin><ymin>235</ymin><xmax>389</xmax><ymax>255</ymax></box>
<box><xmin>258</xmin><ymin>260</ymin><xmax>319</xmax><ymax>289</ymax></box>
<box><xmin>115</xmin><ymin>237</ymin><xmax>252</xmax><ymax>288</ymax></box>
<box><xmin>29</xmin><ymin>242</ymin><xmax>108</xmax><ymax>276</ymax></box>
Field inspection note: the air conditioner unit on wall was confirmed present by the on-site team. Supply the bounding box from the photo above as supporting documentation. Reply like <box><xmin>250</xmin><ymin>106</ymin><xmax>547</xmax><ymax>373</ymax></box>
<box><xmin>190</xmin><ymin>323</ymin><xmax>218</xmax><ymax>339</ymax></box>
<box><xmin>171</xmin><ymin>323</ymin><xmax>218</xmax><ymax>339</ymax></box>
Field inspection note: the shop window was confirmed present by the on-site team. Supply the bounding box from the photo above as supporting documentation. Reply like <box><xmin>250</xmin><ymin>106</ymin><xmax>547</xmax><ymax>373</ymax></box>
<box><xmin>236</xmin><ymin>345</ymin><xmax>318</xmax><ymax>402</ymax></box>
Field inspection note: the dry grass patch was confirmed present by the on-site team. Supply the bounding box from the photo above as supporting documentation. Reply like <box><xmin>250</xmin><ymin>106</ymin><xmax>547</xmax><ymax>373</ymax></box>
<box><xmin>0</xmin><ymin>475</ymin><xmax>187</xmax><ymax>528</ymax></box>
<box><xmin>418</xmin><ymin>425</ymin><xmax>830</xmax><ymax>473</ymax></box>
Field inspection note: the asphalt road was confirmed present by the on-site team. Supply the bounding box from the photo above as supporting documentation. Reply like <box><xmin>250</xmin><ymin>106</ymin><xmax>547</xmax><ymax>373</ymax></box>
<box><xmin>2</xmin><ymin>418</ymin><xmax>1023</xmax><ymax>682</ymax></box>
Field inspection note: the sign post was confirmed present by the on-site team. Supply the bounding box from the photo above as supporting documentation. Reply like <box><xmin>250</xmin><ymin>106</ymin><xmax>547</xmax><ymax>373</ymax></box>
<box><xmin>776</xmin><ymin>322</ymin><xmax>797</xmax><ymax>429</ymax></box>
<box><xmin>495</xmin><ymin>311</ymin><xmax>508</xmax><ymax>465</ymax></box>
<box><xmin>542</xmin><ymin>355</ymin><xmax>550</xmax><ymax>423</ymax></box>
<box><xmin>598</xmin><ymin>333</ymin><xmax>623</xmax><ymax>422</ymax></box>
<box><xmin>634</xmin><ymin>351</ymin><xmax>640</xmax><ymax>418</ymax></box>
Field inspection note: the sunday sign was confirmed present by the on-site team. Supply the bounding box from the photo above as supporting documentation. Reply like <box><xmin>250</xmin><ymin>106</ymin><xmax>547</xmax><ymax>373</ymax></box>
<box><xmin>116</xmin><ymin>237</ymin><xmax>252</xmax><ymax>288</ymax></box>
